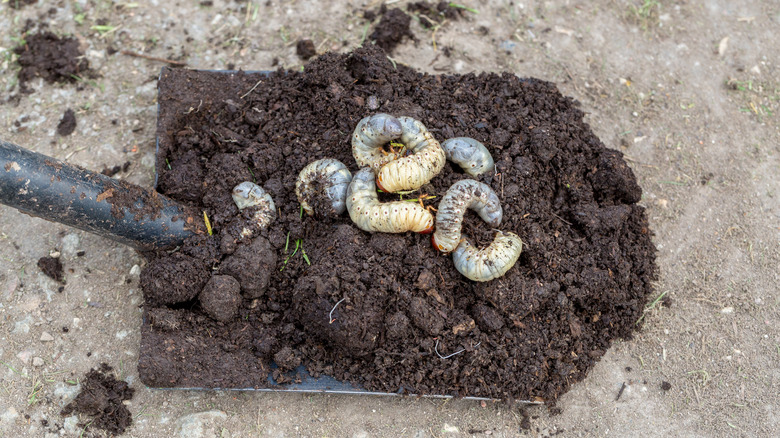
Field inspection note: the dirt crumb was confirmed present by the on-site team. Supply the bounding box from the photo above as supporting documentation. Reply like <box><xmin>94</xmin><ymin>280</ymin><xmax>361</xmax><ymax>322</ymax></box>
<box><xmin>661</xmin><ymin>381</ymin><xmax>672</xmax><ymax>391</ymax></box>
<box><xmin>13</xmin><ymin>31</ymin><xmax>89</xmax><ymax>93</ymax></box>
<box><xmin>37</xmin><ymin>255</ymin><xmax>64</xmax><ymax>283</ymax></box>
<box><xmin>199</xmin><ymin>275</ymin><xmax>242</xmax><ymax>322</ymax></box>
<box><xmin>369</xmin><ymin>8</ymin><xmax>414</xmax><ymax>53</ymax></box>
<box><xmin>295</xmin><ymin>39</ymin><xmax>317</xmax><ymax>60</ymax></box>
<box><xmin>56</xmin><ymin>108</ymin><xmax>77</xmax><ymax>136</ymax></box>
<box><xmin>60</xmin><ymin>363</ymin><xmax>134</xmax><ymax>436</ymax></box>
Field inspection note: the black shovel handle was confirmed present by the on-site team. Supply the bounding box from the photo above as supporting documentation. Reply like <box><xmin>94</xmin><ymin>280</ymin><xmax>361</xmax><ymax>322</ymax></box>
<box><xmin>0</xmin><ymin>140</ymin><xmax>203</xmax><ymax>251</ymax></box>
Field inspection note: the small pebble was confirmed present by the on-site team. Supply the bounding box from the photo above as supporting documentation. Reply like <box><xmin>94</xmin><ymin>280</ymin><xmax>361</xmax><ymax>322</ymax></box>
<box><xmin>33</xmin><ymin>357</ymin><xmax>45</xmax><ymax>367</ymax></box>
<box><xmin>40</xmin><ymin>331</ymin><xmax>55</xmax><ymax>342</ymax></box>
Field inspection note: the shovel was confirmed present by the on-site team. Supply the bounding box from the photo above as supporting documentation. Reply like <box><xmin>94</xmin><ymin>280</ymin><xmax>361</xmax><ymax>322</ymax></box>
<box><xmin>1</xmin><ymin>139</ymin><xmax>524</xmax><ymax>403</ymax></box>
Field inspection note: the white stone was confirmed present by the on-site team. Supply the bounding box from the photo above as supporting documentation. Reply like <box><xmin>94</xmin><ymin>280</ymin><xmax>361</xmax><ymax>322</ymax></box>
<box><xmin>32</xmin><ymin>357</ymin><xmax>45</xmax><ymax>367</ymax></box>
<box><xmin>13</xmin><ymin>315</ymin><xmax>33</xmax><ymax>334</ymax></box>
<box><xmin>442</xmin><ymin>423</ymin><xmax>460</xmax><ymax>433</ymax></box>
<box><xmin>40</xmin><ymin>331</ymin><xmax>55</xmax><ymax>342</ymax></box>
<box><xmin>175</xmin><ymin>410</ymin><xmax>228</xmax><ymax>438</ymax></box>
<box><xmin>61</xmin><ymin>233</ymin><xmax>81</xmax><ymax>258</ymax></box>
<box><xmin>63</xmin><ymin>415</ymin><xmax>80</xmax><ymax>435</ymax></box>
<box><xmin>1</xmin><ymin>407</ymin><xmax>19</xmax><ymax>428</ymax></box>
<box><xmin>16</xmin><ymin>349</ymin><xmax>33</xmax><ymax>364</ymax></box>
<box><xmin>54</xmin><ymin>382</ymin><xmax>81</xmax><ymax>405</ymax></box>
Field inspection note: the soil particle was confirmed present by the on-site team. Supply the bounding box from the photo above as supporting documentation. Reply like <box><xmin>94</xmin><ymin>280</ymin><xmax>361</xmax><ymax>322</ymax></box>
<box><xmin>218</xmin><ymin>237</ymin><xmax>276</xmax><ymax>298</ymax></box>
<box><xmin>661</xmin><ymin>381</ymin><xmax>672</xmax><ymax>391</ymax></box>
<box><xmin>407</xmin><ymin>1</ymin><xmax>465</xmax><ymax>29</ymax></box>
<box><xmin>140</xmin><ymin>45</ymin><xmax>657</xmax><ymax>403</ymax></box>
<box><xmin>56</xmin><ymin>108</ymin><xmax>77</xmax><ymax>136</ymax></box>
<box><xmin>199</xmin><ymin>275</ymin><xmax>242</xmax><ymax>322</ymax></box>
<box><xmin>409</xmin><ymin>297</ymin><xmax>445</xmax><ymax>336</ymax></box>
<box><xmin>369</xmin><ymin>8</ymin><xmax>414</xmax><ymax>53</ymax></box>
<box><xmin>156</xmin><ymin>150</ymin><xmax>203</xmax><ymax>203</ymax></box>
<box><xmin>295</xmin><ymin>39</ymin><xmax>317</xmax><ymax>60</ymax></box>
<box><xmin>37</xmin><ymin>255</ymin><xmax>64</xmax><ymax>283</ymax></box>
<box><xmin>472</xmin><ymin>303</ymin><xmax>505</xmax><ymax>332</ymax></box>
<box><xmin>13</xmin><ymin>31</ymin><xmax>89</xmax><ymax>93</ymax></box>
<box><xmin>7</xmin><ymin>0</ymin><xmax>37</xmax><ymax>9</ymax></box>
<box><xmin>100</xmin><ymin>161</ymin><xmax>131</xmax><ymax>177</ymax></box>
<box><xmin>273</xmin><ymin>346</ymin><xmax>301</xmax><ymax>371</ymax></box>
<box><xmin>139</xmin><ymin>252</ymin><xmax>210</xmax><ymax>307</ymax></box>
<box><xmin>60</xmin><ymin>363</ymin><xmax>134</xmax><ymax>436</ymax></box>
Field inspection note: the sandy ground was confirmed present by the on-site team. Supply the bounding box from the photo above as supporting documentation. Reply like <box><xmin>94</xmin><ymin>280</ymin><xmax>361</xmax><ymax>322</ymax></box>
<box><xmin>1</xmin><ymin>0</ymin><xmax>778</xmax><ymax>436</ymax></box>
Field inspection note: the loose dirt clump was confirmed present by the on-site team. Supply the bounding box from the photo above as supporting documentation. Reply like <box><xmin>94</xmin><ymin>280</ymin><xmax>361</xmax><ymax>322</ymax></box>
<box><xmin>295</xmin><ymin>39</ymin><xmax>317</xmax><ymax>60</ymax></box>
<box><xmin>13</xmin><ymin>31</ymin><xmax>89</xmax><ymax>93</ymax></box>
<box><xmin>56</xmin><ymin>108</ymin><xmax>77</xmax><ymax>136</ymax></box>
<box><xmin>60</xmin><ymin>363</ymin><xmax>135</xmax><ymax>436</ymax></box>
<box><xmin>407</xmin><ymin>1</ymin><xmax>466</xmax><ymax>29</ymax></box>
<box><xmin>369</xmin><ymin>7</ymin><xmax>415</xmax><ymax>53</ymax></box>
<box><xmin>37</xmin><ymin>255</ymin><xmax>64</xmax><ymax>283</ymax></box>
<box><xmin>139</xmin><ymin>45</ymin><xmax>656</xmax><ymax>404</ymax></box>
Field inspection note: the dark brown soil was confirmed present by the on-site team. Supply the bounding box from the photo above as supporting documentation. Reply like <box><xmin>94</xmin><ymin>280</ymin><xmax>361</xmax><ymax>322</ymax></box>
<box><xmin>13</xmin><ymin>31</ymin><xmax>89</xmax><ymax>93</ymax></box>
<box><xmin>407</xmin><ymin>1</ymin><xmax>466</xmax><ymax>29</ymax></box>
<box><xmin>37</xmin><ymin>255</ymin><xmax>64</xmax><ymax>283</ymax></box>
<box><xmin>57</xmin><ymin>108</ymin><xmax>77</xmax><ymax>136</ymax></box>
<box><xmin>60</xmin><ymin>363</ymin><xmax>134</xmax><ymax>436</ymax></box>
<box><xmin>7</xmin><ymin>0</ymin><xmax>36</xmax><ymax>9</ymax></box>
<box><xmin>296</xmin><ymin>39</ymin><xmax>317</xmax><ymax>60</ymax></box>
<box><xmin>138</xmin><ymin>45</ymin><xmax>656</xmax><ymax>404</ymax></box>
<box><xmin>369</xmin><ymin>7</ymin><xmax>414</xmax><ymax>53</ymax></box>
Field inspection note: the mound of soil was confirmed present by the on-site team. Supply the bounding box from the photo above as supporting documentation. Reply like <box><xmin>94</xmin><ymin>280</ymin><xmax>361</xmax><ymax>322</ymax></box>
<box><xmin>13</xmin><ymin>31</ymin><xmax>89</xmax><ymax>92</ymax></box>
<box><xmin>60</xmin><ymin>363</ymin><xmax>134</xmax><ymax>436</ymax></box>
<box><xmin>138</xmin><ymin>45</ymin><xmax>656</xmax><ymax>403</ymax></box>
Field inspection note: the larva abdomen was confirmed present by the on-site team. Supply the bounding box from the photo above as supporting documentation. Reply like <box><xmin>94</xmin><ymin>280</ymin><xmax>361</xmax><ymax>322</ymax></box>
<box><xmin>375</xmin><ymin>117</ymin><xmax>446</xmax><ymax>193</ymax></box>
<box><xmin>352</xmin><ymin>113</ymin><xmax>403</xmax><ymax>170</ymax></box>
<box><xmin>295</xmin><ymin>158</ymin><xmax>352</xmax><ymax>217</ymax></box>
<box><xmin>346</xmin><ymin>168</ymin><xmax>434</xmax><ymax>234</ymax></box>
<box><xmin>432</xmin><ymin>179</ymin><xmax>502</xmax><ymax>253</ymax></box>
<box><xmin>441</xmin><ymin>137</ymin><xmax>495</xmax><ymax>176</ymax></box>
<box><xmin>232</xmin><ymin>181</ymin><xmax>276</xmax><ymax>233</ymax></box>
<box><xmin>452</xmin><ymin>231</ymin><xmax>523</xmax><ymax>282</ymax></box>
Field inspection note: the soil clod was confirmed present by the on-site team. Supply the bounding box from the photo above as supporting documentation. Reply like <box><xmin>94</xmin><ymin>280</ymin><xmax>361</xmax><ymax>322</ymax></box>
<box><xmin>37</xmin><ymin>255</ymin><xmax>64</xmax><ymax>283</ymax></box>
<box><xmin>60</xmin><ymin>363</ymin><xmax>134</xmax><ymax>436</ymax></box>
<box><xmin>13</xmin><ymin>31</ymin><xmax>89</xmax><ymax>93</ymax></box>
<box><xmin>56</xmin><ymin>108</ymin><xmax>77</xmax><ymax>136</ymax></box>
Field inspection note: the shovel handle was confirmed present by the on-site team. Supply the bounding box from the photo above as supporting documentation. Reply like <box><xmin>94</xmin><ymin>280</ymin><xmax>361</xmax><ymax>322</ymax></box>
<box><xmin>0</xmin><ymin>140</ymin><xmax>203</xmax><ymax>251</ymax></box>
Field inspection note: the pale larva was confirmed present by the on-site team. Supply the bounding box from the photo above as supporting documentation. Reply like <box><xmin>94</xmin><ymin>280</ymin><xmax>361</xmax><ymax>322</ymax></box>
<box><xmin>352</xmin><ymin>113</ymin><xmax>403</xmax><ymax>170</ymax></box>
<box><xmin>346</xmin><ymin>168</ymin><xmax>434</xmax><ymax>234</ymax></box>
<box><xmin>452</xmin><ymin>231</ymin><xmax>523</xmax><ymax>282</ymax></box>
<box><xmin>441</xmin><ymin>137</ymin><xmax>495</xmax><ymax>176</ymax></box>
<box><xmin>431</xmin><ymin>180</ymin><xmax>502</xmax><ymax>253</ymax></box>
<box><xmin>232</xmin><ymin>182</ymin><xmax>276</xmax><ymax>236</ymax></box>
<box><xmin>375</xmin><ymin>116</ymin><xmax>446</xmax><ymax>193</ymax></box>
<box><xmin>295</xmin><ymin>158</ymin><xmax>352</xmax><ymax>217</ymax></box>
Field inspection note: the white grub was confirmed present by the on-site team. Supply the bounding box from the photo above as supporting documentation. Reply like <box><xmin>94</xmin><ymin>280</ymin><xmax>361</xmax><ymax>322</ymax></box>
<box><xmin>432</xmin><ymin>180</ymin><xmax>502</xmax><ymax>253</ymax></box>
<box><xmin>295</xmin><ymin>158</ymin><xmax>352</xmax><ymax>216</ymax></box>
<box><xmin>232</xmin><ymin>181</ymin><xmax>276</xmax><ymax>235</ymax></box>
<box><xmin>352</xmin><ymin>113</ymin><xmax>403</xmax><ymax>170</ymax></box>
<box><xmin>441</xmin><ymin>137</ymin><xmax>495</xmax><ymax>176</ymax></box>
<box><xmin>346</xmin><ymin>168</ymin><xmax>434</xmax><ymax>234</ymax></box>
<box><xmin>375</xmin><ymin>116</ymin><xmax>446</xmax><ymax>193</ymax></box>
<box><xmin>452</xmin><ymin>231</ymin><xmax>523</xmax><ymax>282</ymax></box>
